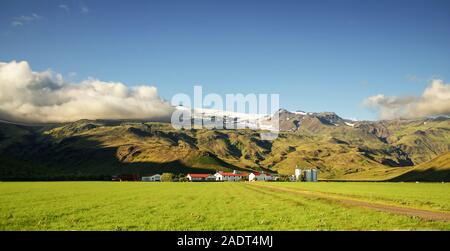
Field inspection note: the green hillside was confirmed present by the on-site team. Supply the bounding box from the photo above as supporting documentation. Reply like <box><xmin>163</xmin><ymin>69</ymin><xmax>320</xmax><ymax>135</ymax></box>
<box><xmin>0</xmin><ymin>115</ymin><xmax>449</xmax><ymax>180</ymax></box>
<box><xmin>390</xmin><ymin>152</ymin><xmax>450</xmax><ymax>182</ymax></box>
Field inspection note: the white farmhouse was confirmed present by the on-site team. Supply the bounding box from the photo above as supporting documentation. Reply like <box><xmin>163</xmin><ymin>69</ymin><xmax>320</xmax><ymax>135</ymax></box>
<box><xmin>141</xmin><ymin>174</ymin><xmax>162</xmax><ymax>182</ymax></box>
<box><xmin>186</xmin><ymin>173</ymin><xmax>215</xmax><ymax>181</ymax></box>
<box><xmin>248</xmin><ymin>172</ymin><xmax>273</xmax><ymax>181</ymax></box>
<box><xmin>214</xmin><ymin>171</ymin><xmax>248</xmax><ymax>181</ymax></box>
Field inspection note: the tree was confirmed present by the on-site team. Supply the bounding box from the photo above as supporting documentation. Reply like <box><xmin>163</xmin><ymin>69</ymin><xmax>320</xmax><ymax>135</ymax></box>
<box><xmin>161</xmin><ymin>173</ymin><xmax>175</xmax><ymax>182</ymax></box>
<box><xmin>277</xmin><ymin>175</ymin><xmax>290</xmax><ymax>182</ymax></box>
<box><xmin>176</xmin><ymin>173</ymin><xmax>188</xmax><ymax>182</ymax></box>
<box><xmin>178</xmin><ymin>176</ymin><xmax>189</xmax><ymax>182</ymax></box>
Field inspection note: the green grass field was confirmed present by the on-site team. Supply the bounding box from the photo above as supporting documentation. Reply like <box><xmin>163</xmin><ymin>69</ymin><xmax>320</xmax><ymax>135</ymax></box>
<box><xmin>0</xmin><ymin>182</ymin><xmax>449</xmax><ymax>230</ymax></box>
<box><xmin>269</xmin><ymin>182</ymin><xmax>450</xmax><ymax>212</ymax></box>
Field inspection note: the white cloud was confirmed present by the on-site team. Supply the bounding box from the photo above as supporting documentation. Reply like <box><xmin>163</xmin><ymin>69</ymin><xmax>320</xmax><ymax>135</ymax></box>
<box><xmin>80</xmin><ymin>5</ymin><xmax>89</xmax><ymax>14</ymax></box>
<box><xmin>11</xmin><ymin>13</ymin><xmax>42</xmax><ymax>27</ymax></box>
<box><xmin>363</xmin><ymin>79</ymin><xmax>450</xmax><ymax>120</ymax></box>
<box><xmin>59</xmin><ymin>4</ymin><xmax>70</xmax><ymax>11</ymax></box>
<box><xmin>0</xmin><ymin>60</ymin><xmax>174</xmax><ymax>123</ymax></box>
<box><xmin>15</xmin><ymin>13</ymin><xmax>42</xmax><ymax>22</ymax></box>
<box><xmin>11</xmin><ymin>21</ymin><xmax>23</xmax><ymax>27</ymax></box>
<box><xmin>406</xmin><ymin>74</ymin><xmax>420</xmax><ymax>82</ymax></box>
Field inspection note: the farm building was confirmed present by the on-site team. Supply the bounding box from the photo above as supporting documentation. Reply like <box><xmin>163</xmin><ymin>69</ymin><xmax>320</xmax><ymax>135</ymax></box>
<box><xmin>186</xmin><ymin>173</ymin><xmax>216</xmax><ymax>182</ymax></box>
<box><xmin>112</xmin><ymin>174</ymin><xmax>140</xmax><ymax>181</ymax></box>
<box><xmin>214</xmin><ymin>171</ymin><xmax>248</xmax><ymax>181</ymax></box>
<box><xmin>248</xmin><ymin>172</ymin><xmax>273</xmax><ymax>181</ymax></box>
<box><xmin>294</xmin><ymin>168</ymin><xmax>318</xmax><ymax>182</ymax></box>
<box><xmin>141</xmin><ymin>174</ymin><xmax>161</xmax><ymax>182</ymax></box>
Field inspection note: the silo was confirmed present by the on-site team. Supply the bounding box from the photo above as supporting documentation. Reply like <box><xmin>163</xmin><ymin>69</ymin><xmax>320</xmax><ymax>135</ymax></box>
<box><xmin>304</xmin><ymin>169</ymin><xmax>312</xmax><ymax>182</ymax></box>
<box><xmin>312</xmin><ymin>169</ymin><xmax>318</xmax><ymax>182</ymax></box>
<box><xmin>295</xmin><ymin>168</ymin><xmax>302</xmax><ymax>181</ymax></box>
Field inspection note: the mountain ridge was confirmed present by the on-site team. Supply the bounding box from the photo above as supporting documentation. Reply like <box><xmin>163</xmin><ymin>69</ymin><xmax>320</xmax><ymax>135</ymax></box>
<box><xmin>0</xmin><ymin>109</ymin><xmax>449</xmax><ymax>181</ymax></box>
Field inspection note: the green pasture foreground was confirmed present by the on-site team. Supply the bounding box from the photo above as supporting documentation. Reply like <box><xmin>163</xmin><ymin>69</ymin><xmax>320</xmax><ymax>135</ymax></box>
<box><xmin>0</xmin><ymin>182</ymin><xmax>449</xmax><ymax>230</ymax></box>
<box><xmin>269</xmin><ymin>182</ymin><xmax>450</xmax><ymax>212</ymax></box>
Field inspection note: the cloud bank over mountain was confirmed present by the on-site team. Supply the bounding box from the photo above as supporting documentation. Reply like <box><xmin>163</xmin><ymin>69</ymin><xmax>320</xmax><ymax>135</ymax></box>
<box><xmin>364</xmin><ymin>79</ymin><xmax>450</xmax><ymax>120</ymax></box>
<box><xmin>0</xmin><ymin>60</ymin><xmax>173</xmax><ymax>123</ymax></box>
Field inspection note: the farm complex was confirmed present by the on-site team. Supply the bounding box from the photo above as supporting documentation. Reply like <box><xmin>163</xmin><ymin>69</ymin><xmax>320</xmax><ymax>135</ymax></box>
<box><xmin>129</xmin><ymin>168</ymin><xmax>319</xmax><ymax>182</ymax></box>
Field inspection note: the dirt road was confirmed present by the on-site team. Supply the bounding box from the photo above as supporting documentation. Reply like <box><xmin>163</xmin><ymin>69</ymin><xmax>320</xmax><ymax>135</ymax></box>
<box><xmin>248</xmin><ymin>183</ymin><xmax>450</xmax><ymax>222</ymax></box>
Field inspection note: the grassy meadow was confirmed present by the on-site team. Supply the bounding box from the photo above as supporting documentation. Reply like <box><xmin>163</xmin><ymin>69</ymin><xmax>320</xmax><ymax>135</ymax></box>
<box><xmin>269</xmin><ymin>182</ymin><xmax>450</xmax><ymax>212</ymax></box>
<box><xmin>0</xmin><ymin>182</ymin><xmax>449</xmax><ymax>230</ymax></box>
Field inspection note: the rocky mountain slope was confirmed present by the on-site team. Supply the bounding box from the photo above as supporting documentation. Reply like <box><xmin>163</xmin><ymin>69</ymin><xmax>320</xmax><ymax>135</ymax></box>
<box><xmin>0</xmin><ymin>110</ymin><xmax>449</xmax><ymax>181</ymax></box>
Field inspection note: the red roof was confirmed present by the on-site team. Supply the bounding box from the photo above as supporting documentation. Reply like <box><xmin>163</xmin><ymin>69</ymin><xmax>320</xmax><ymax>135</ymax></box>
<box><xmin>187</xmin><ymin>173</ymin><xmax>213</xmax><ymax>178</ymax></box>
<box><xmin>218</xmin><ymin>171</ymin><xmax>249</xmax><ymax>177</ymax></box>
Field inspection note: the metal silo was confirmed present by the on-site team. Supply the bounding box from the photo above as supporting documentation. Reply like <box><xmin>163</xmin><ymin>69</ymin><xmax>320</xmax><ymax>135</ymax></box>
<box><xmin>312</xmin><ymin>169</ymin><xmax>318</xmax><ymax>182</ymax></box>
<box><xmin>304</xmin><ymin>169</ymin><xmax>312</xmax><ymax>182</ymax></box>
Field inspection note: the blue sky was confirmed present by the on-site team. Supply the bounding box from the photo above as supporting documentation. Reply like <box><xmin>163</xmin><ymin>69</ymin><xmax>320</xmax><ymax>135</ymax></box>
<box><xmin>1</xmin><ymin>0</ymin><xmax>449</xmax><ymax>120</ymax></box>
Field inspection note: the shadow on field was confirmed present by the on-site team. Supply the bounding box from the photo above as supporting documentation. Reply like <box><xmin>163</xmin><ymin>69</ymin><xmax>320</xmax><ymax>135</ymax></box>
<box><xmin>388</xmin><ymin>168</ymin><xmax>450</xmax><ymax>182</ymax></box>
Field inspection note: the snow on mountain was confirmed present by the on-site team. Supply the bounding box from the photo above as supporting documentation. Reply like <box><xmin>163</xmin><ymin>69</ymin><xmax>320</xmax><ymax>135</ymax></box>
<box><xmin>345</xmin><ymin>122</ymin><xmax>355</xmax><ymax>127</ymax></box>
<box><xmin>292</xmin><ymin>110</ymin><xmax>307</xmax><ymax>115</ymax></box>
<box><xmin>173</xmin><ymin>106</ymin><xmax>275</xmax><ymax>130</ymax></box>
<box><xmin>174</xmin><ymin>106</ymin><xmax>357</xmax><ymax>131</ymax></box>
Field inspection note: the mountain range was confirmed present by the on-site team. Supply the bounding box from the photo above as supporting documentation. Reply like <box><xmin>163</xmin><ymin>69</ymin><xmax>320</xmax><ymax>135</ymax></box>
<box><xmin>0</xmin><ymin>109</ymin><xmax>449</xmax><ymax>181</ymax></box>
